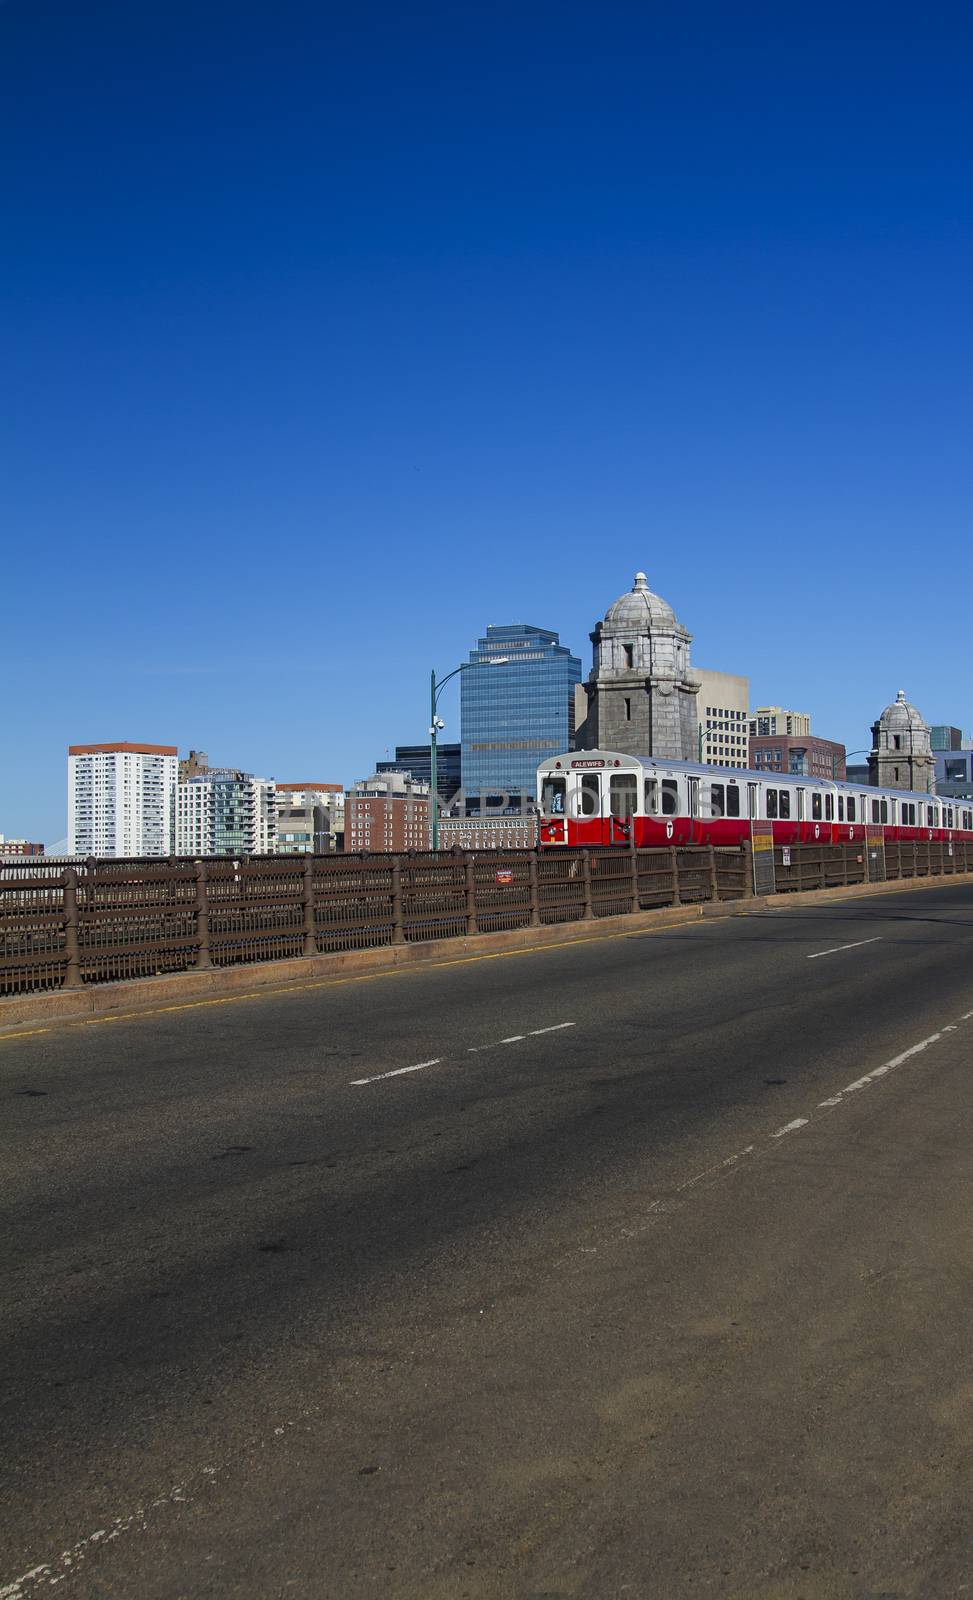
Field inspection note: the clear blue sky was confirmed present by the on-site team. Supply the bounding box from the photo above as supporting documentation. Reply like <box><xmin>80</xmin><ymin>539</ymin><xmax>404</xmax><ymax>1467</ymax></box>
<box><xmin>3</xmin><ymin>0</ymin><xmax>971</xmax><ymax>842</ymax></box>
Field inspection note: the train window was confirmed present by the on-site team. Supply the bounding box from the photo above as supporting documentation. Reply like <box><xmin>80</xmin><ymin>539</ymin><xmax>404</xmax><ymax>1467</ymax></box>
<box><xmin>711</xmin><ymin>783</ymin><xmax>725</xmax><ymax>818</ymax></box>
<box><xmin>825</xmin><ymin>793</ymin><xmax>834</xmax><ymax>821</ymax></box>
<box><xmin>541</xmin><ymin>776</ymin><xmax>565</xmax><ymax>815</ymax></box>
<box><xmin>965</xmin><ymin>810</ymin><xmax>972</xmax><ymax>830</ymax></box>
<box><xmin>812</xmin><ymin>793</ymin><xmax>822</xmax><ymax>820</ymax></box>
<box><xmin>881</xmin><ymin>799</ymin><xmax>889</xmax><ymax>823</ymax></box>
<box><xmin>661</xmin><ymin>780</ymin><xmax>678</xmax><ymax>816</ymax></box>
<box><xmin>726</xmin><ymin>785</ymin><xmax>741</xmax><ymax>818</ymax></box>
<box><xmin>779</xmin><ymin>790</ymin><xmax>791</xmax><ymax>819</ymax></box>
<box><xmin>847</xmin><ymin>795</ymin><xmax>856</xmax><ymax>821</ymax></box>
<box><xmin>871</xmin><ymin>798</ymin><xmax>881</xmax><ymax>824</ymax></box>
<box><xmin>766</xmin><ymin>789</ymin><xmax>778</xmax><ymax>819</ymax></box>
<box><xmin>644</xmin><ymin>778</ymin><xmax>658</xmax><ymax>814</ymax></box>
<box><xmin>610</xmin><ymin>773</ymin><xmax>637</xmax><ymax>819</ymax></box>
<box><xmin>838</xmin><ymin>795</ymin><xmax>844</xmax><ymax>821</ymax></box>
<box><xmin>579</xmin><ymin>774</ymin><xmax>601</xmax><ymax>816</ymax></box>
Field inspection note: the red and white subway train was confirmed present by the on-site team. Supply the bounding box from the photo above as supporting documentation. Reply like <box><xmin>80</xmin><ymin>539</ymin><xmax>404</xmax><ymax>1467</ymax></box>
<box><xmin>536</xmin><ymin>750</ymin><xmax>973</xmax><ymax>850</ymax></box>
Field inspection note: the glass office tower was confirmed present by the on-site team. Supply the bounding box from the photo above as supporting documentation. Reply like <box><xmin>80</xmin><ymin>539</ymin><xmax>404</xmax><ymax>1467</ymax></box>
<box><xmin>460</xmin><ymin>624</ymin><xmax>582</xmax><ymax>802</ymax></box>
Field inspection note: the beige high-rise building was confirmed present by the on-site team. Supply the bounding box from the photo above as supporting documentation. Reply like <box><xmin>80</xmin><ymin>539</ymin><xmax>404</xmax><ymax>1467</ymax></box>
<box><xmin>749</xmin><ymin>706</ymin><xmax>811</xmax><ymax>738</ymax></box>
<box><xmin>695</xmin><ymin>670</ymin><xmax>750</xmax><ymax>769</ymax></box>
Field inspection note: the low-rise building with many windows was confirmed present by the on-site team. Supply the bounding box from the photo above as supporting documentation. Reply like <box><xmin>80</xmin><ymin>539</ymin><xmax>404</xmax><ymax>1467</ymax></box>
<box><xmin>174</xmin><ymin>769</ymin><xmax>276</xmax><ymax>856</ymax></box>
<box><xmin>0</xmin><ymin>836</ymin><xmax>44</xmax><ymax>856</ymax></box>
<box><xmin>750</xmin><ymin>735</ymin><xmax>846</xmax><ymax>780</ymax></box>
<box><xmin>436</xmin><ymin>814</ymin><xmax>537</xmax><ymax>850</ymax></box>
<box><xmin>344</xmin><ymin>771</ymin><xmax>429</xmax><ymax>853</ymax></box>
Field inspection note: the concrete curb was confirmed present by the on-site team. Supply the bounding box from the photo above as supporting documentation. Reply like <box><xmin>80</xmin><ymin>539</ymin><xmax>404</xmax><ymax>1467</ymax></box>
<box><xmin>2</xmin><ymin>869</ymin><xmax>972</xmax><ymax>1033</ymax></box>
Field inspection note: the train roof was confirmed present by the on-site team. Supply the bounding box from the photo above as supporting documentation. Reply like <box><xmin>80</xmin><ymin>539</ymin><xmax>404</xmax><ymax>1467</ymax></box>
<box><xmin>538</xmin><ymin>750</ymin><xmax>943</xmax><ymax>806</ymax></box>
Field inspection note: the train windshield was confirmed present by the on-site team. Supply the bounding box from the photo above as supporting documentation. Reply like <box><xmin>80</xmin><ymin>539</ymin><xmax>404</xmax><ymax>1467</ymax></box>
<box><xmin>541</xmin><ymin>775</ymin><xmax>566</xmax><ymax>814</ymax></box>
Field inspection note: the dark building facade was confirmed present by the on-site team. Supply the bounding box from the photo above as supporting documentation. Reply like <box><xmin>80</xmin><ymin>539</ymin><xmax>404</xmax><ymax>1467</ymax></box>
<box><xmin>935</xmin><ymin>750</ymin><xmax>973</xmax><ymax>799</ymax></box>
<box><xmin>377</xmin><ymin>743</ymin><xmax>461</xmax><ymax>805</ymax></box>
<box><xmin>749</xmin><ymin>735</ymin><xmax>846</xmax><ymax>780</ymax></box>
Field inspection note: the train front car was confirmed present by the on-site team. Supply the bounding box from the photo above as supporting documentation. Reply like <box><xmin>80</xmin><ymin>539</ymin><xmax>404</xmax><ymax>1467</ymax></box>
<box><xmin>537</xmin><ymin>751</ymin><xmax>643</xmax><ymax>848</ymax></box>
<box><xmin>537</xmin><ymin>752</ymin><xmax>754</xmax><ymax>848</ymax></box>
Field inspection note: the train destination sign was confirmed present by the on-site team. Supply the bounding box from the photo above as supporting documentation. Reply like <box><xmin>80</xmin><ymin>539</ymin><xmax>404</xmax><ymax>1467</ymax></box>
<box><xmin>571</xmin><ymin>759</ymin><xmax>605</xmax><ymax>769</ymax></box>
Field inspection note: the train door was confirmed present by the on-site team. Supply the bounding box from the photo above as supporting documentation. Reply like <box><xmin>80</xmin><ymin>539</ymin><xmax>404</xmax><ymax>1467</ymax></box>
<box><xmin>575</xmin><ymin>769</ymin><xmax>605</xmax><ymax>846</ymax></box>
<box><xmin>608</xmin><ymin>771</ymin><xmax>637</xmax><ymax>845</ymax></box>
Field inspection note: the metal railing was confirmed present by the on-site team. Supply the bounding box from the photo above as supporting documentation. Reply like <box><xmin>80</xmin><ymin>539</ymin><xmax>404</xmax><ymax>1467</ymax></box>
<box><xmin>1</xmin><ymin>840</ymin><xmax>969</xmax><ymax>999</ymax></box>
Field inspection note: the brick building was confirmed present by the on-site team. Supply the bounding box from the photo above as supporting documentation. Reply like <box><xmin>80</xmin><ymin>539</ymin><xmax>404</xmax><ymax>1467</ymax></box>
<box><xmin>749</xmin><ymin>734</ymin><xmax>846</xmax><ymax>781</ymax></box>
<box><xmin>0</xmin><ymin>836</ymin><xmax>44</xmax><ymax>856</ymax></box>
<box><xmin>344</xmin><ymin>772</ymin><xmax>429</xmax><ymax>853</ymax></box>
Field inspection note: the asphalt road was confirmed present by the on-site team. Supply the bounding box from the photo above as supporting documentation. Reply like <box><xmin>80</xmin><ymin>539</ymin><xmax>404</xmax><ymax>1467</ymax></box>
<box><xmin>2</xmin><ymin>883</ymin><xmax>973</xmax><ymax>1599</ymax></box>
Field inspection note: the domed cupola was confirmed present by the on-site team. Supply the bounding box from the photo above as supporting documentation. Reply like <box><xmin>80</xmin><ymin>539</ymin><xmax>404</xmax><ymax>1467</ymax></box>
<box><xmin>868</xmin><ymin>689</ymin><xmax>936</xmax><ymax>793</ymax></box>
<box><xmin>576</xmin><ymin>569</ymin><xmax>700</xmax><ymax>760</ymax></box>
<box><xmin>602</xmin><ymin>571</ymin><xmax>677</xmax><ymax>632</ymax></box>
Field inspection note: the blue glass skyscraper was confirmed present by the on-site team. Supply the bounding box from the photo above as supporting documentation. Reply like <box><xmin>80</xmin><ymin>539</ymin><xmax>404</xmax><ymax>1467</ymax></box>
<box><xmin>460</xmin><ymin>623</ymin><xmax>582</xmax><ymax>801</ymax></box>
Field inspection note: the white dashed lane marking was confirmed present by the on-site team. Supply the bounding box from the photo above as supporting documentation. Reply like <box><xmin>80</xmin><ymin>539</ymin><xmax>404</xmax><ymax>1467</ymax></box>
<box><xmin>807</xmin><ymin>936</ymin><xmax>883</xmax><ymax>959</ymax></box>
<box><xmin>771</xmin><ymin>1118</ymin><xmax>809</xmax><ymax>1138</ymax></box>
<box><xmin>350</xmin><ymin>1059</ymin><xmax>440</xmax><ymax>1086</ymax></box>
<box><xmin>354</xmin><ymin>1024</ymin><xmax>577</xmax><ymax>1082</ymax></box>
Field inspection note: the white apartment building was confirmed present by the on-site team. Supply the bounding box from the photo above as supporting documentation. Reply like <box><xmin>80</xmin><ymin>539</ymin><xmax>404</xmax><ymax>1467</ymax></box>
<box><xmin>174</xmin><ymin>770</ymin><xmax>276</xmax><ymax>856</ymax></box>
<box><xmin>695</xmin><ymin>670</ymin><xmax>750</xmax><ymax>769</ymax></box>
<box><xmin>68</xmin><ymin>742</ymin><xmax>178</xmax><ymax>858</ymax></box>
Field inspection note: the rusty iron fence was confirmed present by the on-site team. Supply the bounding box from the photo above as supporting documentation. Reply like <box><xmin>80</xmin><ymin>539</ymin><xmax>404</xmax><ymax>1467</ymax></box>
<box><xmin>1</xmin><ymin>840</ymin><xmax>969</xmax><ymax>1000</ymax></box>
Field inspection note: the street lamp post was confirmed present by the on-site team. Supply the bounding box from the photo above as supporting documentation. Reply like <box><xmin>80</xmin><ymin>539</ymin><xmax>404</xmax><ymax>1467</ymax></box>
<box><xmin>429</xmin><ymin>657</ymin><xmax>508</xmax><ymax>850</ymax></box>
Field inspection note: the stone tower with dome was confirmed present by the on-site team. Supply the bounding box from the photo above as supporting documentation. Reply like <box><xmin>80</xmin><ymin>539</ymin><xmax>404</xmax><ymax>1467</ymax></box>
<box><xmin>575</xmin><ymin>571</ymin><xmax>701</xmax><ymax>759</ymax></box>
<box><xmin>868</xmin><ymin>690</ymin><xmax>936</xmax><ymax>793</ymax></box>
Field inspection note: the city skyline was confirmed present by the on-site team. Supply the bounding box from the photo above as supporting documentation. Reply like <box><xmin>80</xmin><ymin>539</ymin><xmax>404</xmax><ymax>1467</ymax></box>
<box><xmin>5</xmin><ymin>571</ymin><xmax>970</xmax><ymax>845</ymax></box>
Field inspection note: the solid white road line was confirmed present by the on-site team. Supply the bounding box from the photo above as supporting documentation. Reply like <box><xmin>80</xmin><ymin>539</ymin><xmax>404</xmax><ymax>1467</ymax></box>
<box><xmin>808</xmin><ymin>936</ymin><xmax>883</xmax><ymax>959</ymax></box>
<box><xmin>500</xmin><ymin>1035</ymin><xmax>526</xmax><ymax>1043</ymax></box>
<box><xmin>528</xmin><ymin>1022</ymin><xmax>576</xmax><ymax>1036</ymax></box>
<box><xmin>350</xmin><ymin>1059</ymin><xmax>440</xmax><ymax>1086</ymax></box>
